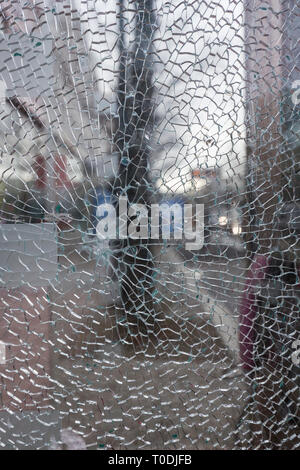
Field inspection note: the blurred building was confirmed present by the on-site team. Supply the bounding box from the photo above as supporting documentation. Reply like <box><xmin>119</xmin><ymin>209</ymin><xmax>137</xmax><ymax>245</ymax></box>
<box><xmin>0</xmin><ymin>1</ymin><xmax>116</xmax><ymax>223</ymax></box>
<box><xmin>245</xmin><ymin>0</ymin><xmax>300</xmax><ymax>254</ymax></box>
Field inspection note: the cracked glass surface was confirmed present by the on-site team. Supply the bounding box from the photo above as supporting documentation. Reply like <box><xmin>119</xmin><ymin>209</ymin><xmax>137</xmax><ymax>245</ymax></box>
<box><xmin>0</xmin><ymin>0</ymin><xmax>299</xmax><ymax>450</ymax></box>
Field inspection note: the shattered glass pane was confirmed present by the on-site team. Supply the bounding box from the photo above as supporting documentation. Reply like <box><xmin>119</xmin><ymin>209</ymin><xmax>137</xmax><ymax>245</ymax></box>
<box><xmin>0</xmin><ymin>0</ymin><xmax>299</xmax><ymax>450</ymax></box>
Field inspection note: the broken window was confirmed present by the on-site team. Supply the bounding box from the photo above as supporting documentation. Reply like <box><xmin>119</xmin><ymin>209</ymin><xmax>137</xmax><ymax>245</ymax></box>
<box><xmin>0</xmin><ymin>0</ymin><xmax>299</xmax><ymax>450</ymax></box>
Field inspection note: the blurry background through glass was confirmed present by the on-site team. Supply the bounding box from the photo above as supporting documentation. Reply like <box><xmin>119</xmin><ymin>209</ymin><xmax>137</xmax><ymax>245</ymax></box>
<box><xmin>0</xmin><ymin>0</ymin><xmax>299</xmax><ymax>450</ymax></box>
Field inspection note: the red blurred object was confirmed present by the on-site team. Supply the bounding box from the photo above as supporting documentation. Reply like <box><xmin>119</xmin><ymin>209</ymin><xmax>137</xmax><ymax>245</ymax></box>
<box><xmin>33</xmin><ymin>155</ymin><xmax>47</xmax><ymax>189</ymax></box>
<box><xmin>239</xmin><ymin>254</ymin><xmax>268</xmax><ymax>371</ymax></box>
<box><xmin>191</xmin><ymin>168</ymin><xmax>217</xmax><ymax>178</ymax></box>
<box><xmin>54</xmin><ymin>155</ymin><xmax>72</xmax><ymax>189</ymax></box>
